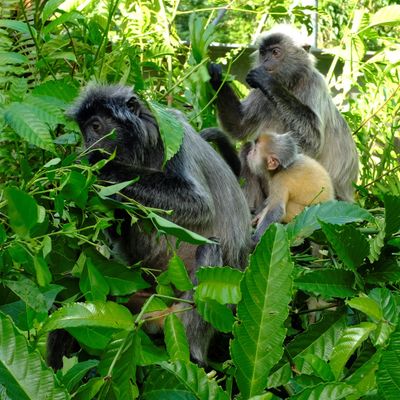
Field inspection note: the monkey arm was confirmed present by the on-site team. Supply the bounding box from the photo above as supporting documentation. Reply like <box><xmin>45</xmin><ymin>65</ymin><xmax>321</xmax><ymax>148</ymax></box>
<box><xmin>246</xmin><ymin>67</ymin><xmax>322</xmax><ymax>156</ymax></box>
<box><xmin>103</xmin><ymin>165</ymin><xmax>214</xmax><ymax>226</ymax></box>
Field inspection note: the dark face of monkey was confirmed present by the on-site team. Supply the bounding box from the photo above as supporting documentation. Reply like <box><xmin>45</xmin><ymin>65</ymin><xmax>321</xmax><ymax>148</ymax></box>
<box><xmin>68</xmin><ymin>86</ymin><xmax>163</xmax><ymax>168</ymax></box>
<box><xmin>258</xmin><ymin>33</ymin><xmax>313</xmax><ymax>87</ymax></box>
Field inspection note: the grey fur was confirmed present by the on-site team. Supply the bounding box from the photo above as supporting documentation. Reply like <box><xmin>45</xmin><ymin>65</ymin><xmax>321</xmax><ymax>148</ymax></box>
<box><xmin>70</xmin><ymin>84</ymin><xmax>252</xmax><ymax>364</ymax></box>
<box><xmin>209</xmin><ymin>28</ymin><xmax>359</xmax><ymax>204</ymax></box>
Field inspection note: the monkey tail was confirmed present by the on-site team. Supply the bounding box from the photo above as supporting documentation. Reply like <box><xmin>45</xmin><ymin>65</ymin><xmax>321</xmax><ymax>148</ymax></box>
<box><xmin>200</xmin><ymin>128</ymin><xmax>241</xmax><ymax>177</ymax></box>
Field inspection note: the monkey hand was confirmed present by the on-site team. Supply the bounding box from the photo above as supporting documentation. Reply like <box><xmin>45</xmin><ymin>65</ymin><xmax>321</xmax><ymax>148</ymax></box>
<box><xmin>208</xmin><ymin>63</ymin><xmax>223</xmax><ymax>90</ymax></box>
<box><xmin>246</xmin><ymin>66</ymin><xmax>276</xmax><ymax>94</ymax></box>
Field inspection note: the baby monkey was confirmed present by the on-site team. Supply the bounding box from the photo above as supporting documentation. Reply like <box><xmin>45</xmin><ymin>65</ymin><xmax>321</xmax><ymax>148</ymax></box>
<box><xmin>248</xmin><ymin>132</ymin><xmax>334</xmax><ymax>243</ymax></box>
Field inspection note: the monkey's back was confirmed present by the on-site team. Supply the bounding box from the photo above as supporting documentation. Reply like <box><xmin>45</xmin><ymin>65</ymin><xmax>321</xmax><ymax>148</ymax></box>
<box><xmin>277</xmin><ymin>154</ymin><xmax>334</xmax><ymax>222</ymax></box>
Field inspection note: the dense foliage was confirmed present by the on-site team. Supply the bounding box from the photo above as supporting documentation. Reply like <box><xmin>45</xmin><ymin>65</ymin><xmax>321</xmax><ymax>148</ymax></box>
<box><xmin>0</xmin><ymin>1</ymin><xmax>399</xmax><ymax>399</ymax></box>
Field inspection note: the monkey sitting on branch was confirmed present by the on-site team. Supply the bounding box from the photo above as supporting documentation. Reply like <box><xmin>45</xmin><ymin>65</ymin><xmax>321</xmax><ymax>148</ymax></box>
<box><xmin>248</xmin><ymin>132</ymin><xmax>334</xmax><ymax>243</ymax></box>
<box><xmin>209</xmin><ymin>25</ymin><xmax>358</xmax><ymax>207</ymax></box>
<box><xmin>47</xmin><ymin>85</ymin><xmax>252</xmax><ymax>368</ymax></box>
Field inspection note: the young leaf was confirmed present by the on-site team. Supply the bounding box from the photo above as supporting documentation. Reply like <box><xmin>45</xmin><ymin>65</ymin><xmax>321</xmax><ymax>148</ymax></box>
<box><xmin>377</xmin><ymin>323</ymin><xmax>400</xmax><ymax>399</ymax></box>
<box><xmin>148</xmin><ymin>212</ymin><xmax>214</xmax><ymax>245</ymax></box>
<box><xmin>294</xmin><ymin>269</ymin><xmax>356</xmax><ymax>298</ymax></box>
<box><xmin>268</xmin><ymin>311</ymin><xmax>347</xmax><ymax>388</ymax></box>
<box><xmin>79</xmin><ymin>259</ymin><xmax>110</xmax><ymax>301</ymax></box>
<box><xmin>0</xmin><ymin>312</ymin><xmax>70</xmax><ymax>400</ymax></box>
<box><xmin>147</xmin><ymin>101</ymin><xmax>185</xmax><ymax>164</ymax></box>
<box><xmin>196</xmin><ymin>266</ymin><xmax>243</xmax><ymax>304</ymax></box>
<box><xmin>231</xmin><ymin>224</ymin><xmax>293</xmax><ymax>398</ymax></box>
<box><xmin>97</xmin><ymin>178</ymin><xmax>139</xmax><ymax>199</ymax></box>
<box><xmin>346</xmin><ymin>296</ymin><xmax>383</xmax><ymax>321</ymax></box>
<box><xmin>33</xmin><ymin>256</ymin><xmax>52</xmax><ymax>287</ymax></box>
<box><xmin>290</xmin><ymin>382</ymin><xmax>355</xmax><ymax>400</ymax></box>
<box><xmin>320</xmin><ymin>222</ymin><xmax>369</xmax><ymax>270</ymax></box>
<box><xmin>142</xmin><ymin>361</ymin><xmax>229</xmax><ymax>400</ymax></box>
<box><xmin>369</xmin><ymin>5</ymin><xmax>400</xmax><ymax>28</ymax></box>
<box><xmin>167</xmin><ymin>254</ymin><xmax>193</xmax><ymax>291</ymax></box>
<box><xmin>329</xmin><ymin>322</ymin><xmax>376</xmax><ymax>380</ymax></box>
<box><xmin>5</xmin><ymin>187</ymin><xmax>39</xmax><ymax>239</ymax></box>
<box><xmin>164</xmin><ymin>313</ymin><xmax>190</xmax><ymax>362</ymax></box>
<box><xmin>98</xmin><ymin>330</ymin><xmax>139</xmax><ymax>400</ymax></box>
<box><xmin>286</xmin><ymin>201</ymin><xmax>373</xmax><ymax>245</ymax></box>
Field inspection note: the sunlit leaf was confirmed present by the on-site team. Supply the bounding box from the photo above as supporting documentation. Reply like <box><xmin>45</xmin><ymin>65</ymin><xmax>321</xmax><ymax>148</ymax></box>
<box><xmin>164</xmin><ymin>313</ymin><xmax>190</xmax><ymax>362</ymax></box>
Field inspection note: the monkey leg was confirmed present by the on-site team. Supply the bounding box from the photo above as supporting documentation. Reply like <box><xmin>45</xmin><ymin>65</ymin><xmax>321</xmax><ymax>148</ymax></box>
<box><xmin>179</xmin><ymin>241</ymin><xmax>223</xmax><ymax>366</ymax></box>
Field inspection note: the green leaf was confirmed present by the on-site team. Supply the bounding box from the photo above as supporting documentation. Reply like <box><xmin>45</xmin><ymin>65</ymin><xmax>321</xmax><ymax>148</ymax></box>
<box><xmin>299</xmin><ymin>354</ymin><xmax>335</xmax><ymax>382</ymax></box>
<box><xmin>294</xmin><ymin>269</ymin><xmax>356</xmax><ymax>298</ymax></box>
<box><xmin>32</xmin><ymin>80</ymin><xmax>78</xmax><ymax>103</ymax></box>
<box><xmin>369</xmin><ymin>5</ymin><xmax>400</xmax><ymax>28</ymax></box>
<box><xmin>329</xmin><ymin>322</ymin><xmax>376</xmax><ymax>380</ymax></box>
<box><xmin>164</xmin><ymin>313</ymin><xmax>190</xmax><ymax>362</ymax></box>
<box><xmin>196</xmin><ymin>266</ymin><xmax>242</xmax><ymax>304</ymax></box>
<box><xmin>3</xmin><ymin>277</ymin><xmax>48</xmax><ymax>314</ymax></box>
<box><xmin>0</xmin><ymin>312</ymin><xmax>70</xmax><ymax>400</ymax></box>
<box><xmin>377</xmin><ymin>323</ymin><xmax>400</xmax><ymax>399</ymax></box>
<box><xmin>195</xmin><ymin>295</ymin><xmax>235</xmax><ymax>333</ymax></box>
<box><xmin>142</xmin><ymin>361</ymin><xmax>229</xmax><ymax>400</ymax></box>
<box><xmin>167</xmin><ymin>254</ymin><xmax>193</xmax><ymax>291</ymax></box>
<box><xmin>384</xmin><ymin>194</ymin><xmax>400</xmax><ymax>238</ymax></box>
<box><xmin>4</xmin><ymin>103</ymin><xmax>55</xmax><ymax>152</ymax></box>
<box><xmin>368</xmin><ymin>218</ymin><xmax>386</xmax><ymax>263</ymax></box>
<box><xmin>79</xmin><ymin>259</ymin><xmax>110</xmax><ymax>301</ymax></box>
<box><xmin>231</xmin><ymin>224</ymin><xmax>293</xmax><ymax>398</ymax></box>
<box><xmin>42</xmin><ymin>0</ymin><xmax>66</xmax><ymax>21</ymax></box>
<box><xmin>347</xmin><ymin>296</ymin><xmax>383</xmax><ymax>321</ymax></box>
<box><xmin>74</xmin><ymin>377</ymin><xmax>104</xmax><ymax>400</ymax></box>
<box><xmin>97</xmin><ymin>178</ymin><xmax>139</xmax><ymax>198</ymax></box>
<box><xmin>346</xmin><ymin>351</ymin><xmax>381</xmax><ymax>400</ymax></box>
<box><xmin>0</xmin><ymin>19</ymin><xmax>35</xmax><ymax>35</ymax></box>
<box><xmin>286</xmin><ymin>201</ymin><xmax>373</xmax><ymax>245</ymax></box>
<box><xmin>290</xmin><ymin>382</ymin><xmax>355</xmax><ymax>400</ymax></box>
<box><xmin>42</xmin><ymin>11</ymin><xmax>84</xmax><ymax>35</ymax></box>
<box><xmin>320</xmin><ymin>222</ymin><xmax>369</xmax><ymax>270</ymax></box>
<box><xmin>98</xmin><ymin>330</ymin><xmax>139</xmax><ymax>400</ymax></box>
<box><xmin>42</xmin><ymin>301</ymin><xmax>134</xmax><ymax>333</ymax></box>
<box><xmin>0</xmin><ymin>51</ymin><xmax>28</xmax><ymax>65</ymax></box>
<box><xmin>137</xmin><ymin>330</ymin><xmax>168</xmax><ymax>366</ymax></box>
<box><xmin>61</xmin><ymin>359</ymin><xmax>99</xmax><ymax>392</ymax></box>
<box><xmin>60</xmin><ymin>171</ymin><xmax>88</xmax><ymax>208</ymax></box>
<box><xmin>33</xmin><ymin>256</ymin><xmax>52</xmax><ymax>287</ymax></box>
<box><xmin>365</xmin><ymin>257</ymin><xmax>400</xmax><ymax>285</ymax></box>
<box><xmin>268</xmin><ymin>311</ymin><xmax>347</xmax><ymax>388</ymax></box>
<box><xmin>5</xmin><ymin>187</ymin><xmax>39</xmax><ymax>239</ymax></box>
<box><xmin>147</xmin><ymin>101</ymin><xmax>185</xmax><ymax>164</ymax></box>
<box><xmin>148</xmin><ymin>212</ymin><xmax>213</xmax><ymax>245</ymax></box>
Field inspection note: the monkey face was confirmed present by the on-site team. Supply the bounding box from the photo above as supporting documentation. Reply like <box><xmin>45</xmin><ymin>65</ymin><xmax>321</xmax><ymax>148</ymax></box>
<box><xmin>70</xmin><ymin>86</ymin><xmax>161</xmax><ymax>166</ymax></box>
<box><xmin>258</xmin><ymin>34</ymin><xmax>284</xmax><ymax>75</ymax></box>
<box><xmin>247</xmin><ymin>141</ymin><xmax>265</xmax><ymax>176</ymax></box>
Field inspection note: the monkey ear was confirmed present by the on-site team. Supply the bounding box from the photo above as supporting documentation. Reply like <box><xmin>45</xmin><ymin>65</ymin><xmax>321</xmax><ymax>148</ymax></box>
<box><xmin>126</xmin><ymin>96</ymin><xmax>141</xmax><ymax>114</ymax></box>
<box><xmin>267</xmin><ymin>155</ymin><xmax>280</xmax><ymax>170</ymax></box>
<box><xmin>302</xmin><ymin>44</ymin><xmax>311</xmax><ymax>53</ymax></box>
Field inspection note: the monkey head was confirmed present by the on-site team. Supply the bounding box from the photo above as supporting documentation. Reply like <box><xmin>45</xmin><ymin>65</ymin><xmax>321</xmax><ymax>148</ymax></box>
<box><xmin>256</xmin><ymin>27</ymin><xmax>314</xmax><ymax>86</ymax></box>
<box><xmin>247</xmin><ymin>132</ymin><xmax>299</xmax><ymax>176</ymax></box>
<box><xmin>68</xmin><ymin>85</ymin><xmax>163</xmax><ymax>168</ymax></box>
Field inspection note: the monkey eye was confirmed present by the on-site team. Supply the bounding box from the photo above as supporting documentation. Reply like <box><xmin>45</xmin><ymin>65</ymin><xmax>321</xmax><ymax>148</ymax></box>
<box><xmin>127</xmin><ymin>97</ymin><xmax>141</xmax><ymax>114</ymax></box>
<box><xmin>91</xmin><ymin>120</ymin><xmax>102</xmax><ymax>132</ymax></box>
<box><xmin>272</xmin><ymin>47</ymin><xmax>281</xmax><ymax>57</ymax></box>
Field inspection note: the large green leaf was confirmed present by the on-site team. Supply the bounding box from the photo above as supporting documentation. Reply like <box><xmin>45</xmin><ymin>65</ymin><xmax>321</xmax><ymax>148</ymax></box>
<box><xmin>290</xmin><ymin>382</ymin><xmax>355</xmax><ymax>400</ymax></box>
<box><xmin>164</xmin><ymin>314</ymin><xmax>190</xmax><ymax>362</ymax></box>
<box><xmin>268</xmin><ymin>311</ymin><xmax>347</xmax><ymax>388</ymax></box>
<box><xmin>196</xmin><ymin>266</ymin><xmax>243</xmax><ymax>304</ymax></box>
<box><xmin>5</xmin><ymin>187</ymin><xmax>39</xmax><ymax>239</ymax></box>
<box><xmin>369</xmin><ymin>5</ymin><xmax>400</xmax><ymax>28</ymax></box>
<box><xmin>320</xmin><ymin>222</ymin><xmax>369</xmax><ymax>270</ymax></box>
<box><xmin>286</xmin><ymin>201</ymin><xmax>373</xmax><ymax>245</ymax></box>
<box><xmin>147</xmin><ymin>101</ymin><xmax>185</xmax><ymax>164</ymax></box>
<box><xmin>0</xmin><ymin>51</ymin><xmax>28</xmax><ymax>65</ymax></box>
<box><xmin>365</xmin><ymin>257</ymin><xmax>400</xmax><ymax>285</ymax></box>
<box><xmin>194</xmin><ymin>294</ymin><xmax>235</xmax><ymax>333</ymax></box>
<box><xmin>98</xmin><ymin>330</ymin><xmax>139</xmax><ymax>400</ymax></box>
<box><xmin>294</xmin><ymin>269</ymin><xmax>356</xmax><ymax>298</ymax></box>
<box><xmin>142</xmin><ymin>361</ymin><xmax>228</xmax><ymax>400</ymax></box>
<box><xmin>137</xmin><ymin>330</ymin><xmax>168</xmax><ymax>366</ymax></box>
<box><xmin>79</xmin><ymin>259</ymin><xmax>110</xmax><ymax>301</ymax></box>
<box><xmin>377</xmin><ymin>322</ymin><xmax>400</xmax><ymax>399</ymax></box>
<box><xmin>4</xmin><ymin>103</ymin><xmax>56</xmax><ymax>152</ymax></box>
<box><xmin>329</xmin><ymin>322</ymin><xmax>376</xmax><ymax>380</ymax></box>
<box><xmin>42</xmin><ymin>301</ymin><xmax>134</xmax><ymax>333</ymax></box>
<box><xmin>231</xmin><ymin>224</ymin><xmax>293</xmax><ymax>398</ymax></box>
<box><xmin>346</xmin><ymin>296</ymin><xmax>383</xmax><ymax>321</ymax></box>
<box><xmin>345</xmin><ymin>351</ymin><xmax>381</xmax><ymax>400</ymax></box>
<box><xmin>61</xmin><ymin>360</ymin><xmax>99</xmax><ymax>392</ymax></box>
<box><xmin>0</xmin><ymin>312</ymin><xmax>69</xmax><ymax>400</ymax></box>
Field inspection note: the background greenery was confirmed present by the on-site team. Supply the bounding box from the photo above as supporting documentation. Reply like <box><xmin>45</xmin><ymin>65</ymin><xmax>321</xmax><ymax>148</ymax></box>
<box><xmin>0</xmin><ymin>1</ymin><xmax>399</xmax><ymax>399</ymax></box>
